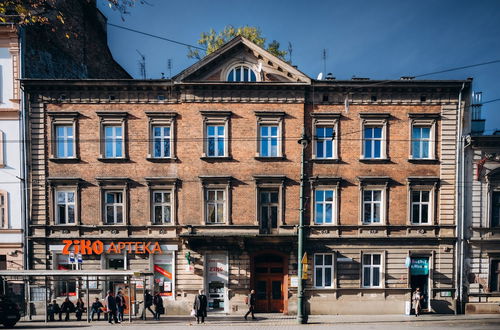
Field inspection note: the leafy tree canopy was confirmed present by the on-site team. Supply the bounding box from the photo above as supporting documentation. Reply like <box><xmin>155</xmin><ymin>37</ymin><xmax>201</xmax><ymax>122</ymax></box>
<box><xmin>188</xmin><ymin>25</ymin><xmax>287</xmax><ymax>61</ymax></box>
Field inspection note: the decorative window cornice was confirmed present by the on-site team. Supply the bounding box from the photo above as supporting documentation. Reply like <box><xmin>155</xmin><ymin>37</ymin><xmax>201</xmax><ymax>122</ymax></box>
<box><xmin>359</xmin><ymin>112</ymin><xmax>391</xmax><ymax>119</ymax></box>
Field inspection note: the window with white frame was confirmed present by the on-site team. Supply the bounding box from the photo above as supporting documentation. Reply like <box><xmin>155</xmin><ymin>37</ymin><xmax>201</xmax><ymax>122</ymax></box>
<box><xmin>260</xmin><ymin>125</ymin><xmax>279</xmax><ymax>157</ymax></box>
<box><xmin>315</xmin><ymin>189</ymin><xmax>335</xmax><ymax>224</ymax></box>
<box><xmin>363</xmin><ymin>126</ymin><xmax>383</xmax><ymax>159</ymax></box>
<box><xmin>362</xmin><ymin>253</ymin><xmax>382</xmax><ymax>287</ymax></box>
<box><xmin>152</xmin><ymin>126</ymin><xmax>171</xmax><ymax>158</ymax></box>
<box><xmin>55</xmin><ymin>189</ymin><xmax>76</xmax><ymax>225</ymax></box>
<box><xmin>363</xmin><ymin>189</ymin><xmax>383</xmax><ymax>224</ymax></box>
<box><xmin>55</xmin><ymin>125</ymin><xmax>75</xmax><ymax>158</ymax></box>
<box><xmin>226</xmin><ymin>65</ymin><xmax>257</xmax><ymax>82</ymax></box>
<box><xmin>104</xmin><ymin>125</ymin><xmax>123</xmax><ymax>158</ymax></box>
<box><xmin>104</xmin><ymin>191</ymin><xmax>124</xmax><ymax>224</ymax></box>
<box><xmin>205</xmin><ymin>189</ymin><xmax>225</xmax><ymax>224</ymax></box>
<box><xmin>259</xmin><ymin>189</ymin><xmax>279</xmax><ymax>234</ymax></box>
<box><xmin>206</xmin><ymin>125</ymin><xmax>225</xmax><ymax>157</ymax></box>
<box><xmin>256</xmin><ymin>112</ymin><xmax>284</xmax><ymax>158</ymax></box>
<box><xmin>0</xmin><ymin>190</ymin><xmax>7</xmax><ymax>229</ymax></box>
<box><xmin>411</xmin><ymin>190</ymin><xmax>431</xmax><ymax>224</ymax></box>
<box><xmin>409</xmin><ymin>115</ymin><xmax>437</xmax><ymax>160</ymax></box>
<box><xmin>152</xmin><ymin>190</ymin><xmax>172</xmax><ymax>224</ymax></box>
<box><xmin>314</xmin><ymin>253</ymin><xmax>334</xmax><ymax>288</ymax></box>
<box><xmin>0</xmin><ymin>130</ymin><xmax>4</xmax><ymax>167</ymax></box>
<box><xmin>315</xmin><ymin>126</ymin><xmax>335</xmax><ymax>159</ymax></box>
<box><xmin>492</xmin><ymin>191</ymin><xmax>500</xmax><ymax>228</ymax></box>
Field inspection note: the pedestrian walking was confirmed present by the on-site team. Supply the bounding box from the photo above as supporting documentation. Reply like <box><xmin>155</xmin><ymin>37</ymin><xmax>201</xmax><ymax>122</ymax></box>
<box><xmin>116</xmin><ymin>290</ymin><xmax>125</xmax><ymax>322</ymax></box>
<box><xmin>244</xmin><ymin>289</ymin><xmax>257</xmax><ymax>320</ymax></box>
<box><xmin>60</xmin><ymin>297</ymin><xmax>75</xmax><ymax>321</ymax></box>
<box><xmin>193</xmin><ymin>289</ymin><xmax>208</xmax><ymax>324</ymax></box>
<box><xmin>144</xmin><ymin>290</ymin><xmax>155</xmax><ymax>320</ymax></box>
<box><xmin>90</xmin><ymin>297</ymin><xmax>103</xmax><ymax>321</ymax></box>
<box><xmin>47</xmin><ymin>300</ymin><xmax>61</xmax><ymax>321</ymax></box>
<box><xmin>105</xmin><ymin>290</ymin><xmax>119</xmax><ymax>324</ymax></box>
<box><xmin>153</xmin><ymin>292</ymin><xmax>164</xmax><ymax>321</ymax></box>
<box><xmin>75</xmin><ymin>297</ymin><xmax>85</xmax><ymax>321</ymax></box>
<box><xmin>412</xmin><ymin>287</ymin><xmax>423</xmax><ymax>317</ymax></box>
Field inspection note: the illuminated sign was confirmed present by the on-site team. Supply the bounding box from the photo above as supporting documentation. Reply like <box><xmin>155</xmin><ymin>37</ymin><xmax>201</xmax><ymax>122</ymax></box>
<box><xmin>62</xmin><ymin>240</ymin><xmax>163</xmax><ymax>255</ymax></box>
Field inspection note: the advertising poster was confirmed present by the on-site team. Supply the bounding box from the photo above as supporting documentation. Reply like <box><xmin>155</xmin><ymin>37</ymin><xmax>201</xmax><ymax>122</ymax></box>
<box><xmin>206</xmin><ymin>253</ymin><xmax>228</xmax><ymax>312</ymax></box>
<box><xmin>154</xmin><ymin>253</ymin><xmax>173</xmax><ymax>297</ymax></box>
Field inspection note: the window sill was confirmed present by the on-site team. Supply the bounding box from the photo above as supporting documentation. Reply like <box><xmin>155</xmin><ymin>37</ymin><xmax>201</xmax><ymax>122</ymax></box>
<box><xmin>407</xmin><ymin>158</ymin><xmax>439</xmax><ymax>164</ymax></box>
<box><xmin>254</xmin><ymin>156</ymin><xmax>287</xmax><ymax>161</ymax></box>
<box><xmin>49</xmin><ymin>157</ymin><xmax>80</xmax><ymax>163</ymax></box>
<box><xmin>200</xmin><ymin>156</ymin><xmax>234</xmax><ymax>162</ymax></box>
<box><xmin>146</xmin><ymin>157</ymin><xmax>178</xmax><ymax>163</ymax></box>
<box><xmin>359</xmin><ymin>158</ymin><xmax>391</xmax><ymax>164</ymax></box>
<box><xmin>97</xmin><ymin>157</ymin><xmax>130</xmax><ymax>163</ymax></box>
<box><xmin>311</xmin><ymin>158</ymin><xmax>341</xmax><ymax>164</ymax></box>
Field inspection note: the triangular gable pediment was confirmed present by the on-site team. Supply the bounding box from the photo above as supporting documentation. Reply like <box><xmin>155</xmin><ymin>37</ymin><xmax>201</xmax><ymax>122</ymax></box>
<box><xmin>174</xmin><ymin>36</ymin><xmax>310</xmax><ymax>83</ymax></box>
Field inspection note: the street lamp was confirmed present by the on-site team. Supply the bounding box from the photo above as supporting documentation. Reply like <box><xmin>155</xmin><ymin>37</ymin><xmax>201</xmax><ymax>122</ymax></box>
<box><xmin>297</xmin><ymin>132</ymin><xmax>309</xmax><ymax>324</ymax></box>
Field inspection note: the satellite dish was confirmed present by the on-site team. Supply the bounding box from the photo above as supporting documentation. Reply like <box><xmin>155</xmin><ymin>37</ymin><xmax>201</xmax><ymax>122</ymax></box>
<box><xmin>317</xmin><ymin>72</ymin><xmax>323</xmax><ymax>80</ymax></box>
<box><xmin>257</xmin><ymin>62</ymin><xmax>263</xmax><ymax>73</ymax></box>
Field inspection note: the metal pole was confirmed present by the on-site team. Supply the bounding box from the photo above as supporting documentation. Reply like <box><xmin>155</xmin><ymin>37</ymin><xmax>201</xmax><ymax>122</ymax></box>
<box><xmin>127</xmin><ymin>276</ymin><xmax>131</xmax><ymax>323</ymax></box>
<box><xmin>86</xmin><ymin>276</ymin><xmax>90</xmax><ymax>323</ymax></box>
<box><xmin>44</xmin><ymin>276</ymin><xmax>48</xmax><ymax>324</ymax></box>
<box><xmin>297</xmin><ymin>132</ymin><xmax>307</xmax><ymax>324</ymax></box>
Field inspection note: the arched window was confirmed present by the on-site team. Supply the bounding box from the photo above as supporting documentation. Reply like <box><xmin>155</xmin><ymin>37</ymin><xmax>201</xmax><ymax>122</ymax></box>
<box><xmin>226</xmin><ymin>65</ymin><xmax>257</xmax><ymax>82</ymax></box>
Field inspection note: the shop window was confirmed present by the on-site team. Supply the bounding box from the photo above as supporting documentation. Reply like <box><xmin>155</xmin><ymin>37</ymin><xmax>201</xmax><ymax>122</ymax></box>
<box><xmin>314</xmin><ymin>253</ymin><xmax>334</xmax><ymax>288</ymax></box>
<box><xmin>491</xmin><ymin>259</ymin><xmax>500</xmax><ymax>292</ymax></box>
<box><xmin>154</xmin><ymin>253</ymin><xmax>174</xmax><ymax>297</ymax></box>
<box><xmin>108</xmin><ymin>257</ymin><xmax>125</xmax><ymax>270</ymax></box>
<box><xmin>0</xmin><ymin>190</ymin><xmax>7</xmax><ymax>228</ymax></box>
<box><xmin>362</xmin><ymin>253</ymin><xmax>382</xmax><ymax>288</ymax></box>
<box><xmin>226</xmin><ymin>65</ymin><xmax>257</xmax><ymax>82</ymax></box>
<box><xmin>492</xmin><ymin>191</ymin><xmax>500</xmax><ymax>227</ymax></box>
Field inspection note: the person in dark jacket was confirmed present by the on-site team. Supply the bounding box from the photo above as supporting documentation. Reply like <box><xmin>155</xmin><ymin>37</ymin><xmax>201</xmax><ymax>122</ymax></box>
<box><xmin>75</xmin><ymin>297</ymin><xmax>85</xmax><ymax>321</ymax></box>
<box><xmin>153</xmin><ymin>293</ymin><xmax>164</xmax><ymax>321</ymax></box>
<box><xmin>48</xmin><ymin>300</ymin><xmax>61</xmax><ymax>321</ymax></box>
<box><xmin>144</xmin><ymin>290</ymin><xmax>155</xmax><ymax>320</ymax></box>
<box><xmin>90</xmin><ymin>297</ymin><xmax>104</xmax><ymax>321</ymax></box>
<box><xmin>105</xmin><ymin>290</ymin><xmax>119</xmax><ymax>324</ymax></box>
<box><xmin>61</xmin><ymin>297</ymin><xmax>75</xmax><ymax>321</ymax></box>
<box><xmin>193</xmin><ymin>289</ymin><xmax>208</xmax><ymax>324</ymax></box>
<box><xmin>116</xmin><ymin>290</ymin><xmax>125</xmax><ymax>322</ymax></box>
<box><xmin>244</xmin><ymin>289</ymin><xmax>257</xmax><ymax>320</ymax></box>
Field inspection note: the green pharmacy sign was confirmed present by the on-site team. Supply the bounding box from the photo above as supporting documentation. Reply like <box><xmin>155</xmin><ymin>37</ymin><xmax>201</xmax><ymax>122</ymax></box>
<box><xmin>410</xmin><ymin>258</ymin><xmax>429</xmax><ymax>275</ymax></box>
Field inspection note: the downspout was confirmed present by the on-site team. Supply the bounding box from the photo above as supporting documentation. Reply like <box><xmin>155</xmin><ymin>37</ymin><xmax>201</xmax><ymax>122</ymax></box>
<box><xmin>454</xmin><ymin>83</ymin><xmax>465</xmax><ymax>314</ymax></box>
<box><xmin>459</xmin><ymin>85</ymin><xmax>468</xmax><ymax>314</ymax></box>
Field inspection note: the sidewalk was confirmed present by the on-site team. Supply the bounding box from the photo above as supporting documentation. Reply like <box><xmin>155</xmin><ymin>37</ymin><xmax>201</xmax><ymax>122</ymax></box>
<box><xmin>16</xmin><ymin>313</ymin><xmax>500</xmax><ymax>327</ymax></box>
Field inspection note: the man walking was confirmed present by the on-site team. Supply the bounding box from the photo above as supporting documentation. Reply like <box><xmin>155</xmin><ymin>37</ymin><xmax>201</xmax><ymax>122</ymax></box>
<box><xmin>143</xmin><ymin>290</ymin><xmax>155</xmax><ymax>320</ymax></box>
<box><xmin>105</xmin><ymin>290</ymin><xmax>119</xmax><ymax>324</ymax></box>
<box><xmin>244</xmin><ymin>289</ymin><xmax>257</xmax><ymax>320</ymax></box>
<box><xmin>193</xmin><ymin>289</ymin><xmax>207</xmax><ymax>324</ymax></box>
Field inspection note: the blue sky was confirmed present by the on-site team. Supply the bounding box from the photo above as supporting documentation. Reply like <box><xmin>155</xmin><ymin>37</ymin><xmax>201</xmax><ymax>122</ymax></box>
<box><xmin>98</xmin><ymin>0</ymin><xmax>500</xmax><ymax>132</ymax></box>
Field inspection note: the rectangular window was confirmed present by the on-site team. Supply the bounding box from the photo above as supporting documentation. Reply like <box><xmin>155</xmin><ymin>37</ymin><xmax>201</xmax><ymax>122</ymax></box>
<box><xmin>411</xmin><ymin>190</ymin><xmax>430</xmax><ymax>224</ymax></box>
<box><xmin>491</xmin><ymin>259</ymin><xmax>500</xmax><ymax>292</ymax></box>
<box><xmin>411</xmin><ymin>126</ymin><xmax>431</xmax><ymax>159</ymax></box>
<box><xmin>207</xmin><ymin>125</ymin><xmax>225</xmax><ymax>157</ymax></box>
<box><xmin>492</xmin><ymin>191</ymin><xmax>500</xmax><ymax>227</ymax></box>
<box><xmin>0</xmin><ymin>191</ymin><xmax>7</xmax><ymax>228</ymax></box>
<box><xmin>104</xmin><ymin>125</ymin><xmax>123</xmax><ymax>158</ymax></box>
<box><xmin>259</xmin><ymin>190</ymin><xmax>279</xmax><ymax>234</ymax></box>
<box><xmin>0</xmin><ymin>255</ymin><xmax>5</xmax><ymax>270</ymax></box>
<box><xmin>56</xmin><ymin>190</ymin><xmax>75</xmax><ymax>224</ymax></box>
<box><xmin>152</xmin><ymin>125</ymin><xmax>171</xmax><ymax>158</ymax></box>
<box><xmin>260</xmin><ymin>125</ymin><xmax>279</xmax><ymax>157</ymax></box>
<box><xmin>362</xmin><ymin>253</ymin><xmax>382</xmax><ymax>287</ymax></box>
<box><xmin>363</xmin><ymin>127</ymin><xmax>382</xmax><ymax>159</ymax></box>
<box><xmin>104</xmin><ymin>191</ymin><xmax>124</xmax><ymax>224</ymax></box>
<box><xmin>55</xmin><ymin>125</ymin><xmax>74</xmax><ymax>158</ymax></box>
<box><xmin>206</xmin><ymin>189</ymin><xmax>225</xmax><ymax>224</ymax></box>
<box><xmin>152</xmin><ymin>191</ymin><xmax>171</xmax><ymax>224</ymax></box>
<box><xmin>363</xmin><ymin>189</ymin><xmax>382</xmax><ymax>224</ymax></box>
<box><xmin>315</xmin><ymin>189</ymin><xmax>334</xmax><ymax>224</ymax></box>
<box><xmin>315</xmin><ymin>126</ymin><xmax>334</xmax><ymax>159</ymax></box>
<box><xmin>314</xmin><ymin>253</ymin><xmax>334</xmax><ymax>288</ymax></box>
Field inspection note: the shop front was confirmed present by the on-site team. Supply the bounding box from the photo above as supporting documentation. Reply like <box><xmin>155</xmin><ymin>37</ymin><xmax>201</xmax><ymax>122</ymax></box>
<box><xmin>205</xmin><ymin>252</ymin><xmax>228</xmax><ymax>313</ymax></box>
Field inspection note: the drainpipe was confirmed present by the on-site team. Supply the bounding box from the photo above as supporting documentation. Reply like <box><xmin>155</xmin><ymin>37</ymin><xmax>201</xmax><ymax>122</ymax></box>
<box><xmin>297</xmin><ymin>131</ymin><xmax>308</xmax><ymax>324</ymax></box>
<box><xmin>454</xmin><ymin>83</ymin><xmax>465</xmax><ymax>314</ymax></box>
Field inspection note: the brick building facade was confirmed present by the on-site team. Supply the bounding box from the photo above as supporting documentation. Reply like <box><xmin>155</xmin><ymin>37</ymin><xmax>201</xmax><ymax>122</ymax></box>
<box><xmin>22</xmin><ymin>37</ymin><xmax>471</xmax><ymax>315</ymax></box>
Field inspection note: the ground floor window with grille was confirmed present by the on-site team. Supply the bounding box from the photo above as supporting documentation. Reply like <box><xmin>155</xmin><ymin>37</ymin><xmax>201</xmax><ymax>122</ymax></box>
<box><xmin>314</xmin><ymin>254</ymin><xmax>334</xmax><ymax>288</ymax></box>
<box><xmin>362</xmin><ymin>253</ymin><xmax>382</xmax><ymax>287</ymax></box>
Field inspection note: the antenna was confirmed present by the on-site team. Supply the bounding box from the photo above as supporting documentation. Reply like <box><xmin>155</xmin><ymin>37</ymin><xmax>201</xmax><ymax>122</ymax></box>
<box><xmin>317</xmin><ymin>72</ymin><xmax>323</xmax><ymax>80</ymax></box>
<box><xmin>136</xmin><ymin>49</ymin><xmax>146</xmax><ymax>79</ymax></box>
<box><xmin>322</xmin><ymin>49</ymin><xmax>327</xmax><ymax>76</ymax></box>
<box><xmin>167</xmin><ymin>59</ymin><xmax>172</xmax><ymax>79</ymax></box>
<box><xmin>288</xmin><ymin>41</ymin><xmax>293</xmax><ymax>63</ymax></box>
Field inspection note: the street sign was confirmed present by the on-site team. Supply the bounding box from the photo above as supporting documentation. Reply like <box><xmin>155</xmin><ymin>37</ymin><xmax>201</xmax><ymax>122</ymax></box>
<box><xmin>302</xmin><ymin>264</ymin><xmax>308</xmax><ymax>279</ymax></box>
<box><xmin>77</xmin><ymin>253</ymin><xmax>83</xmax><ymax>264</ymax></box>
<box><xmin>301</xmin><ymin>252</ymin><xmax>308</xmax><ymax>264</ymax></box>
<box><xmin>68</xmin><ymin>252</ymin><xmax>75</xmax><ymax>264</ymax></box>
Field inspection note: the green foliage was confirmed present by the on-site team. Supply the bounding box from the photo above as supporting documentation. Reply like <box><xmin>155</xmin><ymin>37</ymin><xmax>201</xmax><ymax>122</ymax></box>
<box><xmin>188</xmin><ymin>25</ymin><xmax>287</xmax><ymax>60</ymax></box>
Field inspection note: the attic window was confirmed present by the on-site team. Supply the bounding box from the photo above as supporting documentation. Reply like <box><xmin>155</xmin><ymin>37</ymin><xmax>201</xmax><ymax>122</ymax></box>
<box><xmin>227</xmin><ymin>65</ymin><xmax>257</xmax><ymax>82</ymax></box>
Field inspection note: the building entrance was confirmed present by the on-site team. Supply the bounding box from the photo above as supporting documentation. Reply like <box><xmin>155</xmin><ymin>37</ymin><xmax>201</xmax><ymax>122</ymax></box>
<box><xmin>253</xmin><ymin>254</ymin><xmax>284</xmax><ymax>313</ymax></box>
<box><xmin>410</xmin><ymin>257</ymin><xmax>430</xmax><ymax>311</ymax></box>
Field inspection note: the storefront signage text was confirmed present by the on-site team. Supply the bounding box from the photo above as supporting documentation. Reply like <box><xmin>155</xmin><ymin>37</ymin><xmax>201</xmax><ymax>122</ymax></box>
<box><xmin>62</xmin><ymin>240</ymin><xmax>163</xmax><ymax>255</ymax></box>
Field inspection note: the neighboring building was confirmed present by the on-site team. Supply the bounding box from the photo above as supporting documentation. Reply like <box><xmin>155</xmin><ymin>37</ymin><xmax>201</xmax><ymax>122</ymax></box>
<box><xmin>22</xmin><ymin>36</ymin><xmax>471</xmax><ymax>315</ymax></box>
<box><xmin>0</xmin><ymin>24</ymin><xmax>23</xmax><ymax>270</ymax></box>
<box><xmin>465</xmin><ymin>135</ymin><xmax>500</xmax><ymax>314</ymax></box>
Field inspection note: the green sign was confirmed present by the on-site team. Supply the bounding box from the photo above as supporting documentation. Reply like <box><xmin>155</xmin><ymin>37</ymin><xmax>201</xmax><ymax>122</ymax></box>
<box><xmin>410</xmin><ymin>258</ymin><xmax>429</xmax><ymax>275</ymax></box>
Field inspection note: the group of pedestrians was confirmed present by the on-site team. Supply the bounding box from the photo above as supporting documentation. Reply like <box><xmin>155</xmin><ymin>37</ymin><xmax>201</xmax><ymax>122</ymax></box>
<box><xmin>47</xmin><ymin>297</ymin><xmax>86</xmax><ymax>321</ymax></box>
<box><xmin>104</xmin><ymin>290</ymin><xmax>127</xmax><ymax>324</ymax></box>
<box><xmin>143</xmin><ymin>290</ymin><xmax>165</xmax><ymax>320</ymax></box>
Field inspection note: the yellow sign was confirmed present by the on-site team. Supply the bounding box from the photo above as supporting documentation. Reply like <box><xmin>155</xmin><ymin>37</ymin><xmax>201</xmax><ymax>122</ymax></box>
<box><xmin>302</xmin><ymin>264</ymin><xmax>308</xmax><ymax>280</ymax></box>
<box><xmin>301</xmin><ymin>252</ymin><xmax>308</xmax><ymax>264</ymax></box>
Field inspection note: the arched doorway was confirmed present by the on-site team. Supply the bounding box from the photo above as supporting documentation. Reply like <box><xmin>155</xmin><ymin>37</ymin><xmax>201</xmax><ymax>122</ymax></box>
<box><xmin>252</xmin><ymin>253</ymin><xmax>287</xmax><ymax>313</ymax></box>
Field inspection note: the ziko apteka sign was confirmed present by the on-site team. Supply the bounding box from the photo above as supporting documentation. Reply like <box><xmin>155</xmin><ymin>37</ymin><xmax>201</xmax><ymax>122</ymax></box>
<box><xmin>62</xmin><ymin>240</ymin><xmax>163</xmax><ymax>255</ymax></box>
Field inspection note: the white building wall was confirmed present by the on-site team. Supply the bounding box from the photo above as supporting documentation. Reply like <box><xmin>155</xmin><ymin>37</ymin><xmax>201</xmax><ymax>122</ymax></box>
<box><xmin>0</xmin><ymin>47</ymin><xmax>15</xmax><ymax>109</ymax></box>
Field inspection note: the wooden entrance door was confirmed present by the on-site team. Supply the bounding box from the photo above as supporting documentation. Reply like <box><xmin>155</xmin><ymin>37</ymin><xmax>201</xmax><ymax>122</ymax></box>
<box><xmin>254</xmin><ymin>254</ymin><xmax>284</xmax><ymax>313</ymax></box>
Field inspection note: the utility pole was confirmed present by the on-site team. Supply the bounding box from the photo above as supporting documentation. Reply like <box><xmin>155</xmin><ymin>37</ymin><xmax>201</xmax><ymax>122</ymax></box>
<box><xmin>297</xmin><ymin>131</ymin><xmax>309</xmax><ymax>324</ymax></box>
